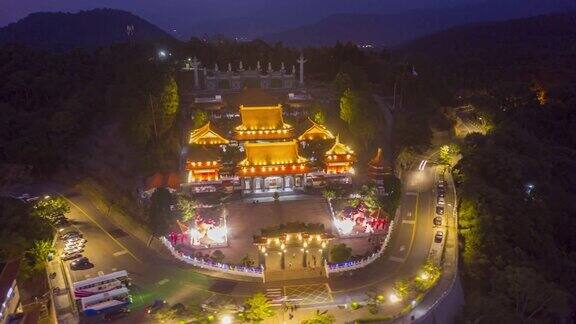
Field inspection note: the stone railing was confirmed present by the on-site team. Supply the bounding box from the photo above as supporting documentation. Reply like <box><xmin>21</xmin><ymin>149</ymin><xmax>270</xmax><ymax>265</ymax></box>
<box><xmin>327</xmin><ymin>220</ymin><xmax>395</xmax><ymax>273</ymax></box>
<box><xmin>160</xmin><ymin>237</ymin><xmax>263</xmax><ymax>278</ymax></box>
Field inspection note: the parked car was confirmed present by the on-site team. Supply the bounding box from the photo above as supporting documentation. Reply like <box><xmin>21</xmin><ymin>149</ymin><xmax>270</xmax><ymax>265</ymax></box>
<box><xmin>64</xmin><ymin>245</ymin><xmax>84</xmax><ymax>254</ymax></box>
<box><xmin>436</xmin><ymin>206</ymin><xmax>445</xmax><ymax>215</ymax></box>
<box><xmin>66</xmin><ymin>238</ymin><xmax>86</xmax><ymax>245</ymax></box>
<box><xmin>437</xmin><ymin>196</ymin><xmax>445</xmax><ymax>205</ymax></box>
<box><xmin>434</xmin><ymin>231</ymin><xmax>444</xmax><ymax>243</ymax></box>
<box><xmin>64</xmin><ymin>241</ymin><xmax>85</xmax><ymax>250</ymax></box>
<box><xmin>61</xmin><ymin>252</ymin><xmax>82</xmax><ymax>261</ymax></box>
<box><xmin>103</xmin><ymin>308</ymin><xmax>130</xmax><ymax>321</ymax></box>
<box><xmin>60</xmin><ymin>231</ymin><xmax>81</xmax><ymax>240</ymax></box>
<box><xmin>70</xmin><ymin>257</ymin><xmax>91</xmax><ymax>270</ymax></box>
<box><xmin>433</xmin><ymin>217</ymin><xmax>443</xmax><ymax>226</ymax></box>
<box><xmin>146</xmin><ymin>300</ymin><xmax>167</xmax><ymax>314</ymax></box>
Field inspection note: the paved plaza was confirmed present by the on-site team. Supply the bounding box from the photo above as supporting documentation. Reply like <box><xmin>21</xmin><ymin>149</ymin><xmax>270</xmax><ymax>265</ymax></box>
<box><xmin>184</xmin><ymin>195</ymin><xmax>377</xmax><ymax>266</ymax></box>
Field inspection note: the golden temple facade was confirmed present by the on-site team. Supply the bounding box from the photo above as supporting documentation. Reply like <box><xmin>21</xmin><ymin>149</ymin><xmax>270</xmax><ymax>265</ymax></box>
<box><xmin>184</xmin><ymin>89</ymin><xmax>356</xmax><ymax>194</ymax></box>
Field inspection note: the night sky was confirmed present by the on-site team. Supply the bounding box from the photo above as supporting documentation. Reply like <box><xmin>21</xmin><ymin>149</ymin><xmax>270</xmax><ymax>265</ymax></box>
<box><xmin>0</xmin><ymin>0</ymin><xmax>481</xmax><ymax>33</ymax></box>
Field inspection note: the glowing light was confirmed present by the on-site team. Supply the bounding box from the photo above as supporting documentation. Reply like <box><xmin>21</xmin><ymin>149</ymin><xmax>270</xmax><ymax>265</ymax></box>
<box><xmin>389</xmin><ymin>293</ymin><xmax>401</xmax><ymax>303</ymax></box>
<box><xmin>280</xmin><ymin>243</ymin><xmax>285</xmax><ymax>250</ymax></box>
<box><xmin>190</xmin><ymin>228</ymin><xmax>202</xmax><ymax>245</ymax></box>
<box><xmin>206</xmin><ymin>226</ymin><xmax>228</xmax><ymax>243</ymax></box>
<box><xmin>220</xmin><ymin>315</ymin><xmax>232</xmax><ymax>324</ymax></box>
<box><xmin>335</xmin><ymin>218</ymin><xmax>355</xmax><ymax>235</ymax></box>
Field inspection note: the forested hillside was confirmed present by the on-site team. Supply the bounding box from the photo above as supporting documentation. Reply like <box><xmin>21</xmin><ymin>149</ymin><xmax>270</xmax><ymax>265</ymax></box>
<box><xmin>400</xmin><ymin>11</ymin><xmax>576</xmax><ymax>89</ymax></box>
<box><xmin>0</xmin><ymin>9</ymin><xmax>174</xmax><ymax>51</ymax></box>
<box><xmin>0</xmin><ymin>43</ymin><xmax>181</xmax><ymax>189</ymax></box>
<box><xmin>401</xmin><ymin>12</ymin><xmax>576</xmax><ymax>322</ymax></box>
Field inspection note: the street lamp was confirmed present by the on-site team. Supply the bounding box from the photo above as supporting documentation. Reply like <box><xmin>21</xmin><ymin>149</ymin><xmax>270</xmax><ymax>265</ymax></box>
<box><xmin>220</xmin><ymin>314</ymin><xmax>232</xmax><ymax>324</ymax></box>
<box><xmin>389</xmin><ymin>292</ymin><xmax>401</xmax><ymax>303</ymax></box>
<box><xmin>419</xmin><ymin>272</ymin><xmax>430</xmax><ymax>281</ymax></box>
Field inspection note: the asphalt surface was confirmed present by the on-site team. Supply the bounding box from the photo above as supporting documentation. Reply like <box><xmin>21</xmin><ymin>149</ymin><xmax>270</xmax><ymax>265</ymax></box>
<box><xmin>21</xmin><ymin>155</ymin><xmax>440</xmax><ymax>323</ymax></box>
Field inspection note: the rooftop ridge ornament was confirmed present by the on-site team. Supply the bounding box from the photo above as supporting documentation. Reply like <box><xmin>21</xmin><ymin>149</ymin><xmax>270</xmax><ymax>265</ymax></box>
<box><xmin>228</xmin><ymin>63</ymin><xmax>232</xmax><ymax>72</ymax></box>
<box><xmin>267</xmin><ymin>62</ymin><xmax>273</xmax><ymax>73</ymax></box>
<box><xmin>257</xmin><ymin>61</ymin><xmax>261</xmax><ymax>71</ymax></box>
<box><xmin>239</xmin><ymin>61</ymin><xmax>244</xmax><ymax>71</ymax></box>
<box><xmin>214</xmin><ymin>63</ymin><xmax>219</xmax><ymax>72</ymax></box>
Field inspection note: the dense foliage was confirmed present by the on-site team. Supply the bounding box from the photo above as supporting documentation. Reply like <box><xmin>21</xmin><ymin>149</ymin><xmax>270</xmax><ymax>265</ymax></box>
<box><xmin>0</xmin><ymin>198</ymin><xmax>54</xmax><ymax>279</ymax></box>
<box><xmin>398</xmin><ymin>11</ymin><xmax>576</xmax><ymax>323</ymax></box>
<box><xmin>0</xmin><ymin>43</ymin><xmax>180</xmax><ymax>180</ymax></box>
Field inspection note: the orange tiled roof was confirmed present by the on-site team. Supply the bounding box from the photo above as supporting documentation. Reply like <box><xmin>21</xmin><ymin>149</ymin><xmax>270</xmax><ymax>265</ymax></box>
<box><xmin>298</xmin><ymin>118</ymin><xmax>335</xmax><ymax>141</ymax></box>
<box><xmin>326</xmin><ymin>135</ymin><xmax>354</xmax><ymax>156</ymax></box>
<box><xmin>239</xmin><ymin>140</ymin><xmax>307</xmax><ymax>166</ymax></box>
<box><xmin>189</xmin><ymin>122</ymin><xmax>229</xmax><ymax>145</ymax></box>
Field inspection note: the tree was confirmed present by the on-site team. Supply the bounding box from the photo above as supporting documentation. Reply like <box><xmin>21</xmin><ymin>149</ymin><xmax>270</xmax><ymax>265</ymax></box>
<box><xmin>312</xmin><ymin>109</ymin><xmax>326</xmax><ymax>125</ymax></box>
<box><xmin>302</xmin><ymin>310</ymin><xmax>335</xmax><ymax>324</ymax></box>
<box><xmin>361</xmin><ymin>185</ymin><xmax>384</xmax><ymax>212</ymax></box>
<box><xmin>31</xmin><ymin>196</ymin><xmax>70</xmax><ymax>223</ymax></box>
<box><xmin>192</xmin><ymin>109</ymin><xmax>209</xmax><ymax>129</ymax></box>
<box><xmin>439</xmin><ymin>143</ymin><xmax>460</xmax><ymax>165</ymax></box>
<box><xmin>148</xmin><ymin>188</ymin><xmax>173</xmax><ymax>236</ymax></box>
<box><xmin>157</xmin><ymin>75</ymin><xmax>179</xmax><ymax>136</ymax></box>
<box><xmin>241</xmin><ymin>293</ymin><xmax>275</xmax><ymax>323</ymax></box>
<box><xmin>321</xmin><ymin>189</ymin><xmax>336</xmax><ymax>200</ymax></box>
<box><xmin>330</xmin><ymin>243</ymin><xmax>352</xmax><ymax>263</ymax></box>
<box><xmin>211</xmin><ymin>250</ymin><xmax>225</xmax><ymax>263</ymax></box>
<box><xmin>414</xmin><ymin>261</ymin><xmax>441</xmax><ymax>292</ymax></box>
<box><xmin>339</xmin><ymin>89</ymin><xmax>358</xmax><ymax>126</ymax></box>
<box><xmin>241</xmin><ymin>255</ymin><xmax>255</xmax><ymax>267</ymax></box>
<box><xmin>393</xmin><ymin>279</ymin><xmax>412</xmax><ymax>299</ymax></box>
<box><xmin>177</xmin><ymin>195</ymin><xmax>197</xmax><ymax>222</ymax></box>
<box><xmin>28</xmin><ymin>240</ymin><xmax>54</xmax><ymax>269</ymax></box>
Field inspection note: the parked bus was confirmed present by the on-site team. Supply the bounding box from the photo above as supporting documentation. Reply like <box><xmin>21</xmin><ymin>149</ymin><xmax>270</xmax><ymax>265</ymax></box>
<box><xmin>80</xmin><ymin>287</ymin><xmax>132</xmax><ymax>316</ymax></box>
<box><xmin>73</xmin><ymin>270</ymin><xmax>130</xmax><ymax>299</ymax></box>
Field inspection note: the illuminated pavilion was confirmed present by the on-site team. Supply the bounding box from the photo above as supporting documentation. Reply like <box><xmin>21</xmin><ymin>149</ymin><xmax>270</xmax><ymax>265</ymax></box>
<box><xmin>184</xmin><ymin>89</ymin><xmax>356</xmax><ymax>194</ymax></box>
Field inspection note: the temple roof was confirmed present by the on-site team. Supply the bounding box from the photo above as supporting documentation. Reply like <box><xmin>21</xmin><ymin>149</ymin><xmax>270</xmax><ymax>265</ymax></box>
<box><xmin>326</xmin><ymin>135</ymin><xmax>355</xmax><ymax>156</ymax></box>
<box><xmin>240</xmin><ymin>140</ymin><xmax>307</xmax><ymax>166</ymax></box>
<box><xmin>369</xmin><ymin>148</ymin><xmax>392</xmax><ymax>170</ymax></box>
<box><xmin>298</xmin><ymin>118</ymin><xmax>335</xmax><ymax>141</ymax></box>
<box><xmin>189</xmin><ymin>122</ymin><xmax>229</xmax><ymax>145</ymax></box>
<box><xmin>236</xmin><ymin>105</ymin><xmax>292</xmax><ymax>131</ymax></box>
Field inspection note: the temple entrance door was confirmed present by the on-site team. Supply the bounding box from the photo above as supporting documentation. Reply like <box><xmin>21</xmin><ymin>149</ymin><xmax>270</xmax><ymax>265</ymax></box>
<box><xmin>284</xmin><ymin>176</ymin><xmax>293</xmax><ymax>190</ymax></box>
<box><xmin>264</xmin><ymin>176</ymin><xmax>283</xmax><ymax>191</ymax></box>
<box><xmin>254</xmin><ymin>177</ymin><xmax>263</xmax><ymax>192</ymax></box>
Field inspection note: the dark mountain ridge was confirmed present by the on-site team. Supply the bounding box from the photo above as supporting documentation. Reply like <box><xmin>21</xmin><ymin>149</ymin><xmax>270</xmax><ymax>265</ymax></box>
<box><xmin>0</xmin><ymin>8</ymin><xmax>175</xmax><ymax>51</ymax></box>
<box><xmin>399</xmin><ymin>11</ymin><xmax>576</xmax><ymax>89</ymax></box>
<box><xmin>261</xmin><ymin>0</ymin><xmax>576</xmax><ymax>47</ymax></box>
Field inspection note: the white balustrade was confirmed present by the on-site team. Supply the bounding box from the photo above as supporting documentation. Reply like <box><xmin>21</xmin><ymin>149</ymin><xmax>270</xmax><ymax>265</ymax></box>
<box><xmin>160</xmin><ymin>237</ymin><xmax>263</xmax><ymax>278</ymax></box>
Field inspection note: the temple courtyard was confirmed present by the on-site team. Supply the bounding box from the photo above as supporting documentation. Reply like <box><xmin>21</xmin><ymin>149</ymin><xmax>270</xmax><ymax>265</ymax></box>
<box><xmin>180</xmin><ymin>196</ymin><xmax>377</xmax><ymax>265</ymax></box>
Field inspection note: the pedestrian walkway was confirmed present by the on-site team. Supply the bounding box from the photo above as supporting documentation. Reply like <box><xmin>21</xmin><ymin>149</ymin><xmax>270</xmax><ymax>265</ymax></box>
<box><xmin>46</xmin><ymin>257</ymin><xmax>78</xmax><ymax>324</ymax></box>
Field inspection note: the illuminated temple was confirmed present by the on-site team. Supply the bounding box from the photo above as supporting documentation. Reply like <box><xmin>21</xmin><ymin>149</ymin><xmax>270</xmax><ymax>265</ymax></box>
<box><xmin>183</xmin><ymin>89</ymin><xmax>356</xmax><ymax>194</ymax></box>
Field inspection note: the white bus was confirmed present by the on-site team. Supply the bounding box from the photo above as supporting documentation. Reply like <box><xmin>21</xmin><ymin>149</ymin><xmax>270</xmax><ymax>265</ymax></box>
<box><xmin>73</xmin><ymin>270</ymin><xmax>130</xmax><ymax>299</ymax></box>
<box><xmin>80</xmin><ymin>287</ymin><xmax>132</xmax><ymax>316</ymax></box>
